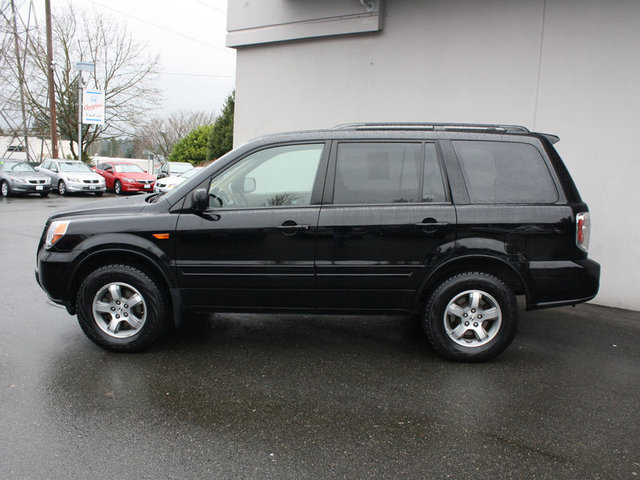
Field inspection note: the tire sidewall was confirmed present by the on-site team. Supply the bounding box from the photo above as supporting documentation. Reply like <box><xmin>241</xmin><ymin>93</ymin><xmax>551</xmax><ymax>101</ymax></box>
<box><xmin>1</xmin><ymin>181</ymin><xmax>9</xmax><ymax>197</ymax></box>
<box><xmin>424</xmin><ymin>273</ymin><xmax>518</xmax><ymax>362</ymax></box>
<box><xmin>114</xmin><ymin>180</ymin><xmax>122</xmax><ymax>195</ymax></box>
<box><xmin>58</xmin><ymin>180</ymin><xmax>66</xmax><ymax>195</ymax></box>
<box><xmin>76</xmin><ymin>265</ymin><xmax>165</xmax><ymax>351</ymax></box>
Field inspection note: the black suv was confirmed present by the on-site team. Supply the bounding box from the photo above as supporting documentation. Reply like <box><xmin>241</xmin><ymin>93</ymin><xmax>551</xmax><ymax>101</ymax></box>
<box><xmin>36</xmin><ymin>123</ymin><xmax>600</xmax><ymax>361</ymax></box>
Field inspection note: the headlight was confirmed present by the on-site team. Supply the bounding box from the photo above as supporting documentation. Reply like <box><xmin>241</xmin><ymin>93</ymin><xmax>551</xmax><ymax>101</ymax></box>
<box><xmin>45</xmin><ymin>220</ymin><xmax>70</xmax><ymax>249</ymax></box>
<box><xmin>122</xmin><ymin>177</ymin><xmax>136</xmax><ymax>182</ymax></box>
<box><xmin>10</xmin><ymin>176</ymin><xmax>27</xmax><ymax>183</ymax></box>
<box><xmin>66</xmin><ymin>177</ymin><xmax>80</xmax><ymax>183</ymax></box>
<box><xmin>43</xmin><ymin>177</ymin><xmax>51</xmax><ymax>184</ymax></box>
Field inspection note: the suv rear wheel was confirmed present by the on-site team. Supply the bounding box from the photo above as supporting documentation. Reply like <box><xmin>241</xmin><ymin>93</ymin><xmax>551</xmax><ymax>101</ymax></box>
<box><xmin>76</xmin><ymin>264</ymin><xmax>166</xmax><ymax>351</ymax></box>
<box><xmin>423</xmin><ymin>272</ymin><xmax>518</xmax><ymax>362</ymax></box>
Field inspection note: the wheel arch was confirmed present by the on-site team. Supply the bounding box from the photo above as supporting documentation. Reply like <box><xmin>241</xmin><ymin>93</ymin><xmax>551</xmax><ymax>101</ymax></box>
<box><xmin>414</xmin><ymin>255</ymin><xmax>531</xmax><ymax>311</ymax></box>
<box><xmin>69</xmin><ymin>248</ymin><xmax>180</xmax><ymax>325</ymax></box>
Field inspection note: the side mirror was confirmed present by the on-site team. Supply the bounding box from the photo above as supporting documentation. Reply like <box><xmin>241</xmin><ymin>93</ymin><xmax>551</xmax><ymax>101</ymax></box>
<box><xmin>192</xmin><ymin>188</ymin><xmax>208</xmax><ymax>211</ymax></box>
<box><xmin>105</xmin><ymin>167</ymin><xmax>112</xmax><ymax>172</ymax></box>
<box><xmin>243</xmin><ymin>177</ymin><xmax>256</xmax><ymax>193</ymax></box>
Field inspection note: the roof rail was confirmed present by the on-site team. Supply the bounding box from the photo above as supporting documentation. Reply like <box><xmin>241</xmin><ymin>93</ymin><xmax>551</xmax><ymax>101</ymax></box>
<box><xmin>332</xmin><ymin>122</ymin><xmax>530</xmax><ymax>134</ymax></box>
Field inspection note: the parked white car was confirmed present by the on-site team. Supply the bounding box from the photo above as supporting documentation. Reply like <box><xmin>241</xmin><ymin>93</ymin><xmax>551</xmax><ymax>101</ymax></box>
<box><xmin>36</xmin><ymin>159</ymin><xmax>106</xmax><ymax>196</ymax></box>
<box><xmin>154</xmin><ymin>167</ymin><xmax>202</xmax><ymax>193</ymax></box>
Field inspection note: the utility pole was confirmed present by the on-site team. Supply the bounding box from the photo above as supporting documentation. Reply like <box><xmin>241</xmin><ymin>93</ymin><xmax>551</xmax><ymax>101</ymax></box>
<box><xmin>45</xmin><ymin>0</ymin><xmax>59</xmax><ymax>158</ymax></box>
<box><xmin>9</xmin><ymin>0</ymin><xmax>30</xmax><ymax>162</ymax></box>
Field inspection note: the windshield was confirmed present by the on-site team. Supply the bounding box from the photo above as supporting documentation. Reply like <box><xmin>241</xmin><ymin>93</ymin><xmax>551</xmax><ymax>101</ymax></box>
<box><xmin>170</xmin><ymin>163</ymin><xmax>193</xmax><ymax>174</ymax></box>
<box><xmin>59</xmin><ymin>161</ymin><xmax>92</xmax><ymax>172</ymax></box>
<box><xmin>114</xmin><ymin>164</ymin><xmax>144</xmax><ymax>173</ymax></box>
<box><xmin>1</xmin><ymin>161</ymin><xmax>35</xmax><ymax>172</ymax></box>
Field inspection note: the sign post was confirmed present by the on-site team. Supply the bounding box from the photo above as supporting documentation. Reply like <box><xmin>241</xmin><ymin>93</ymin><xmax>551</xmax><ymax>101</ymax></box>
<box><xmin>75</xmin><ymin>61</ymin><xmax>95</xmax><ymax>162</ymax></box>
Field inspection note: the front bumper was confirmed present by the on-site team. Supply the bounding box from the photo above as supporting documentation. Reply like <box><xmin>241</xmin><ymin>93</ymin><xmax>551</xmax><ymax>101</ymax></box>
<box><xmin>10</xmin><ymin>183</ymin><xmax>51</xmax><ymax>194</ymax></box>
<box><xmin>122</xmin><ymin>182</ymin><xmax>155</xmax><ymax>192</ymax></box>
<box><xmin>35</xmin><ymin>248</ymin><xmax>76</xmax><ymax>313</ymax></box>
<box><xmin>527</xmin><ymin>258</ymin><xmax>601</xmax><ymax>309</ymax></box>
<box><xmin>65</xmin><ymin>181</ymin><xmax>106</xmax><ymax>193</ymax></box>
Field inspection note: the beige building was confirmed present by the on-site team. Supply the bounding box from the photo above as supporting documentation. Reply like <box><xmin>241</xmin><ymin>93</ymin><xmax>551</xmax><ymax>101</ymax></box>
<box><xmin>227</xmin><ymin>0</ymin><xmax>640</xmax><ymax>311</ymax></box>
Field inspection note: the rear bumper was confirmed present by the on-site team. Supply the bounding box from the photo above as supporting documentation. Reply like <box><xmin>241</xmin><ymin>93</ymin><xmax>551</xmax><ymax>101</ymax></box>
<box><xmin>527</xmin><ymin>258</ymin><xmax>600</xmax><ymax>309</ymax></box>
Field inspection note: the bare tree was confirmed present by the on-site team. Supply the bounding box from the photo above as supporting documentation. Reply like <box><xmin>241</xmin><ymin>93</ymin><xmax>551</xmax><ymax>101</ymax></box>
<box><xmin>134</xmin><ymin>110</ymin><xmax>217</xmax><ymax>160</ymax></box>
<box><xmin>9</xmin><ymin>3</ymin><xmax>160</xmax><ymax>161</ymax></box>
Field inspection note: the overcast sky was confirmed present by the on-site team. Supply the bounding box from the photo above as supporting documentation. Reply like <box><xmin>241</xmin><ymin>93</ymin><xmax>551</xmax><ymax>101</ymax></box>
<box><xmin>42</xmin><ymin>0</ymin><xmax>236</xmax><ymax>117</ymax></box>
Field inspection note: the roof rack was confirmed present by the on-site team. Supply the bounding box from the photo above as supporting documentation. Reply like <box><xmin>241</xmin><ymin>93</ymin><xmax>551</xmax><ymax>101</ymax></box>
<box><xmin>332</xmin><ymin>122</ymin><xmax>530</xmax><ymax>134</ymax></box>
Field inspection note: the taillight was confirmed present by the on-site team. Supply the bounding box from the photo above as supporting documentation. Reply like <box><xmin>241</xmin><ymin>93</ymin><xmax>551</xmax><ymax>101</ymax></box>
<box><xmin>576</xmin><ymin>212</ymin><xmax>590</xmax><ymax>252</ymax></box>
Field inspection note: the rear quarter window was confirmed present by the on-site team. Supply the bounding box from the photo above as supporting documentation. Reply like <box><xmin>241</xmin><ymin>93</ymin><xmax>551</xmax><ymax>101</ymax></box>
<box><xmin>453</xmin><ymin>141</ymin><xmax>558</xmax><ymax>204</ymax></box>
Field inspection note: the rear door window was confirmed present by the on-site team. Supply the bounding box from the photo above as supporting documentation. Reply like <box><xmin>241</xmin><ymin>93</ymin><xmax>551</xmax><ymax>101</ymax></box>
<box><xmin>453</xmin><ymin>141</ymin><xmax>558</xmax><ymax>204</ymax></box>
<box><xmin>333</xmin><ymin>142</ymin><xmax>446</xmax><ymax>204</ymax></box>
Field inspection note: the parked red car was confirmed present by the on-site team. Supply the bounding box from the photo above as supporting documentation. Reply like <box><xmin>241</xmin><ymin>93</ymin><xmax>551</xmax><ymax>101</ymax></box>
<box><xmin>94</xmin><ymin>161</ymin><xmax>155</xmax><ymax>195</ymax></box>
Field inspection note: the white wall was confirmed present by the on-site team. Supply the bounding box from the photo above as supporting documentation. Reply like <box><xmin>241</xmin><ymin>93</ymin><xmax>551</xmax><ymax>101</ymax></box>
<box><xmin>232</xmin><ymin>0</ymin><xmax>640</xmax><ymax>310</ymax></box>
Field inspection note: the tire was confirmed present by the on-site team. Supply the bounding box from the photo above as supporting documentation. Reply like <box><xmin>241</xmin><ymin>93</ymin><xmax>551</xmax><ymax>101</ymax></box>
<box><xmin>58</xmin><ymin>180</ymin><xmax>67</xmax><ymax>195</ymax></box>
<box><xmin>1</xmin><ymin>180</ymin><xmax>10</xmax><ymax>197</ymax></box>
<box><xmin>423</xmin><ymin>272</ymin><xmax>518</xmax><ymax>362</ymax></box>
<box><xmin>40</xmin><ymin>192</ymin><xmax>49</xmax><ymax>198</ymax></box>
<box><xmin>114</xmin><ymin>180</ymin><xmax>122</xmax><ymax>195</ymax></box>
<box><xmin>76</xmin><ymin>264</ymin><xmax>167</xmax><ymax>352</ymax></box>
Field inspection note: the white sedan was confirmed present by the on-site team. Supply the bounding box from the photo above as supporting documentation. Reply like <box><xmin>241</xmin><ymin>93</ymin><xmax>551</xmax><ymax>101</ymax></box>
<box><xmin>154</xmin><ymin>167</ymin><xmax>202</xmax><ymax>193</ymax></box>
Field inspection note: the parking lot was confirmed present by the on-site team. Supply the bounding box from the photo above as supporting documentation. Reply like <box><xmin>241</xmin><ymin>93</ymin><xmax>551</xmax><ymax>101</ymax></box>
<box><xmin>1</xmin><ymin>193</ymin><xmax>639</xmax><ymax>479</ymax></box>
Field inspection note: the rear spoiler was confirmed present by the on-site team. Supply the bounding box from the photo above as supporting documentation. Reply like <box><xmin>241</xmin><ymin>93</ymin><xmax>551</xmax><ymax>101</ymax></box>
<box><xmin>541</xmin><ymin>133</ymin><xmax>560</xmax><ymax>145</ymax></box>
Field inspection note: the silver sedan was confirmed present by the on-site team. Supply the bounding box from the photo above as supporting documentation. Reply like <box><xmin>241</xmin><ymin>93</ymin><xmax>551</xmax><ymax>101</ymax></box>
<box><xmin>36</xmin><ymin>159</ymin><xmax>106</xmax><ymax>196</ymax></box>
<box><xmin>0</xmin><ymin>159</ymin><xmax>52</xmax><ymax>197</ymax></box>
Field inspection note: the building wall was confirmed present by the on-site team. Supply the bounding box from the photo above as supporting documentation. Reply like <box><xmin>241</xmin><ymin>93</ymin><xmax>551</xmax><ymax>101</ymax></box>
<box><xmin>231</xmin><ymin>0</ymin><xmax>640</xmax><ymax>310</ymax></box>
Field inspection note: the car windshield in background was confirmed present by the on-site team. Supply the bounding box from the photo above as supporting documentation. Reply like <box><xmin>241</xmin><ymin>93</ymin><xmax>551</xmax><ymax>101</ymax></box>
<box><xmin>114</xmin><ymin>164</ymin><xmax>144</xmax><ymax>173</ymax></box>
<box><xmin>179</xmin><ymin>168</ymin><xmax>199</xmax><ymax>178</ymax></box>
<box><xmin>59</xmin><ymin>162</ymin><xmax>92</xmax><ymax>172</ymax></box>
<box><xmin>2</xmin><ymin>161</ymin><xmax>35</xmax><ymax>172</ymax></box>
<box><xmin>171</xmin><ymin>163</ymin><xmax>193</xmax><ymax>174</ymax></box>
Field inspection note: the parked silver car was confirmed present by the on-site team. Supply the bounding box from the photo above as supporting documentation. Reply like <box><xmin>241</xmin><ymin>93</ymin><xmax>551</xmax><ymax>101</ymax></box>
<box><xmin>36</xmin><ymin>159</ymin><xmax>106</xmax><ymax>196</ymax></box>
<box><xmin>0</xmin><ymin>159</ymin><xmax>52</xmax><ymax>197</ymax></box>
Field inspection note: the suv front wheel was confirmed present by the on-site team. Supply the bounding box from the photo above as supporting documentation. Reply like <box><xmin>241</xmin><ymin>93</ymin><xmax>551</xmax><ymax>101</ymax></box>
<box><xmin>423</xmin><ymin>272</ymin><xmax>518</xmax><ymax>362</ymax></box>
<box><xmin>76</xmin><ymin>264</ymin><xmax>166</xmax><ymax>351</ymax></box>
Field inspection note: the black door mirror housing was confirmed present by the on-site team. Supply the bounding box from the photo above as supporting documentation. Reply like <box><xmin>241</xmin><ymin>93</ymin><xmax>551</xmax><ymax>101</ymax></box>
<box><xmin>192</xmin><ymin>188</ymin><xmax>208</xmax><ymax>211</ymax></box>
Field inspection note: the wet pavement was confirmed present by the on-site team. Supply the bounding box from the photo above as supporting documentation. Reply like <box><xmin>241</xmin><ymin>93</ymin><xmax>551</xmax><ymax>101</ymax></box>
<box><xmin>1</xmin><ymin>193</ymin><xmax>639</xmax><ymax>479</ymax></box>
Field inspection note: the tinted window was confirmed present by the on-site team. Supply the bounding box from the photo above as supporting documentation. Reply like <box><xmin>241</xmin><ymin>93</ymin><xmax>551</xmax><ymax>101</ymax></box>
<box><xmin>208</xmin><ymin>144</ymin><xmax>323</xmax><ymax>209</ymax></box>
<box><xmin>334</xmin><ymin>143</ymin><xmax>445</xmax><ymax>204</ymax></box>
<box><xmin>453</xmin><ymin>141</ymin><xmax>558</xmax><ymax>204</ymax></box>
<box><xmin>423</xmin><ymin>143</ymin><xmax>447</xmax><ymax>202</ymax></box>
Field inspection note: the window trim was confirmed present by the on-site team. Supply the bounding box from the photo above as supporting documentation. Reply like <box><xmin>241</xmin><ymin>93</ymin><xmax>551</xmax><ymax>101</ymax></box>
<box><xmin>451</xmin><ymin>139</ymin><xmax>561</xmax><ymax>205</ymax></box>
<box><xmin>323</xmin><ymin>140</ymin><xmax>451</xmax><ymax>206</ymax></box>
<box><xmin>200</xmin><ymin>140</ymin><xmax>331</xmax><ymax>212</ymax></box>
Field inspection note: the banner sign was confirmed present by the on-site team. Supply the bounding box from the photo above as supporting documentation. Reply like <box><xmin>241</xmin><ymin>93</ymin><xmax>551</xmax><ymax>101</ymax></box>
<box><xmin>82</xmin><ymin>89</ymin><xmax>105</xmax><ymax>125</ymax></box>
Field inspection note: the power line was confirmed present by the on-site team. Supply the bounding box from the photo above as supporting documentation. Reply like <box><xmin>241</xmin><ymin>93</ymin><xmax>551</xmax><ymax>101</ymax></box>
<box><xmin>159</xmin><ymin>71</ymin><xmax>234</xmax><ymax>78</ymax></box>
<box><xmin>89</xmin><ymin>0</ymin><xmax>235</xmax><ymax>56</ymax></box>
<box><xmin>192</xmin><ymin>0</ymin><xmax>226</xmax><ymax>15</ymax></box>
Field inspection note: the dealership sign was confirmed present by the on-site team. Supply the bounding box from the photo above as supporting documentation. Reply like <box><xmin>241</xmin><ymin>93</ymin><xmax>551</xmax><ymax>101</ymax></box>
<box><xmin>82</xmin><ymin>89</ymin><xmax>105</xmax><ymax>125</ymax></box>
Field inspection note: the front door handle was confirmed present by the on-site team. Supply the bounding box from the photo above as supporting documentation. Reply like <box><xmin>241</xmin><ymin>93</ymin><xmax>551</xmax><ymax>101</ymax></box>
<box><xmin>276</xmin><ymin>221</ymin><xmax>310</xmax><ymax>236</ymax></box>
<box><xmin>414</xmin><ymin>222</ymin><xmax>450</xmax><ymax>228</ymax></box>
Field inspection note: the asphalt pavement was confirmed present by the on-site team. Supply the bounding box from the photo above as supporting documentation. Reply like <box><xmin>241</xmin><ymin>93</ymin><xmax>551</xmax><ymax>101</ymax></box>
<box><xmin>1</xmin><ymin>193</ymin><xmax>639</xmax><ymax>479</ymax></box>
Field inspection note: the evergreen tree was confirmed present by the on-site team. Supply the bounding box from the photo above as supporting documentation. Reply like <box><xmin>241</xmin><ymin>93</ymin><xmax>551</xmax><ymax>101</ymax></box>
<box><xmin>207</xmin><ymin>91</ymin><xmax>234</xmax><ymax>160</ymax></box>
